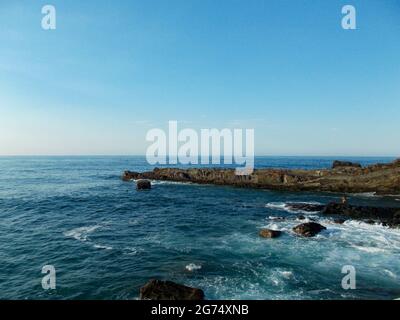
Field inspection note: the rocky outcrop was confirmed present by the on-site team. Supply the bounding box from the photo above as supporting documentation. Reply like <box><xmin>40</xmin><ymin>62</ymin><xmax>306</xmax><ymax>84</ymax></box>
<box><xmin>123</xmin><ymin>159</ymin><xmax>400</xmax><ymax>195</ymax></box>
<box><xmin>259</xmin><ymin>229</ymin><xmax>282</xmax><ymax>238</ymax></box>
<box><xmin>333</xmin><ymin>218</ymin><xmax>346</xmax><ymax>224</ymax></box>
<box><xmin>293</xmin><ymin>222</ymin><xmax>326</xmax><ymax>237</ymax></box>
<box><xmin>286</xmin><ymin>203</ymin><xmax>325</xmax><ymax>212</ymax></box>
<box><xmin>140</xmin><ymin>279</ymin><xmax>204</xmax><ymax>300</ymax></box>
<box><xmin>322</xmin><ymin>202</ymin><xmax>400</xmax><ymax>227</ymax></box>
<box><xmin>269</xmin><ymin>202</ymin><xmax>399</xmax><ymax>227</ymax></box>
<box><xmin>136</xmin><ymin>179</ymin><xmax>151</xmax><ymax>190</ymax></box>
<box><xmin>332</xmin><ymin>160</ymin><xmax>361</xmax><ymax>169</ymax></box>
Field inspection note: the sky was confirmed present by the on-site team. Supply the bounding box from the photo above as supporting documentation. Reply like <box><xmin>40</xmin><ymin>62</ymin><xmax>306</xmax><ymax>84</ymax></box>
<box><xmin>0</xmin><ymin>0</ymin><xmax>399</xmax><ymax>156</ymax></box>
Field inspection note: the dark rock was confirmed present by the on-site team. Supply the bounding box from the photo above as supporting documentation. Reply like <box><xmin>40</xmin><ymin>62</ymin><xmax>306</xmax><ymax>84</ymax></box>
<box><xmin>269</xmin><ymin>216</ymin><xmax>285</xmax><ymax>221</ymax></box>
<box><xmin>122</xmin><ymin>170</ymin><xmax>139</xmax><ymax>181</ymax></box>
<box><xmin>259</xmin><ymin>229</ymin><xmax>282</xmax><ymax>238</ymax></box>
<box><xmin>285</xmin><ymin>203</ymin><xmax>325</xmax><ymax>212</ymax></box>
<box><xmin>293</xmin><ymin>222</ymin><xmax>326</xmax><ymax>237</ymax></box>
<box><xmin>297</xmin><ymin>215</ymin><xmax>305</xmax><ymax>220</ymax></box>
<box><xmin>333</xmin><ymin>218</ymin><xmax>346</xmax><ymax>224</ymax></box>
<box><xmin>140</xmin><ymin>279</ymin><xmax>204</xmax><ymax>300</ymax></box>
<box><xmin>136</xmin><ymin>179</ymin><xmax>151</xmax><ymax>190</ymax></box>
<box><xmin>332</xmin><ymin>160</ymin><xmax>362</xmax><ymax>169</ymax></box>
<box><xmin>322</xmin><ymin>202</ymin><xmax>400</xmax><ymax>227</ymax></box>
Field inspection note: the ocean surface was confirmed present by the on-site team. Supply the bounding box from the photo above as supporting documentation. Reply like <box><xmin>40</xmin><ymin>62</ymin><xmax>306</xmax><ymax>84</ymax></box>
<box><xmin>0</xmin><ymin>156</ymin><xmax>399</xmax><ymax>300</ymax></box>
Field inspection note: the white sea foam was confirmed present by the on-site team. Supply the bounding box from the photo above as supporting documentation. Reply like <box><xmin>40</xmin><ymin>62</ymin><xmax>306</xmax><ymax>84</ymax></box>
<box><xmin>265</xmin><ymin>201</ymin><xmax>322</xmax><ymax>214</ymax></box>
<box><xmin>268</xmin><ymin>216</ymin><xmax>285</xmax><ymax>220</ymax></box>
<box><xmin>383</xmin><ymin>269</ymin><xmax>397</xmax><ymax>279</ymax></box>
<box><xmin>64</xmin><ymin>225</ymin><xmax>101</xmax><ymax>242</ymax></box>
<box><xmin>350</xmin><ymin>245</ymin><xmax>386</xmax><ymax>253</ymax></box>
<box><xmin>278</xmin><ymin>270</ymin><xmax>294</xmax><ymax>279</ymax></box>
<box><xmin>132</xmin><ymin>179</ymin><xmax>192</xmax><ymax>186</ymax></box>
<box><xmin>352</xmin><ymin>192</ymin><xmax>377</xmax><ymax>198</ymax></box>
<box><xmin>124</xmin><ymin>247</ymin><xmax>143</xmax><ymax>255</ymax></box>
<box><xmin>93</xmin><ymin>244</ymin><xmax>113</xmax><ymax>250</ymax></box>
<box><xmin>186</xmin><ymin>263</ymin><xmax>202</xmax><ymax>272</ymax></box>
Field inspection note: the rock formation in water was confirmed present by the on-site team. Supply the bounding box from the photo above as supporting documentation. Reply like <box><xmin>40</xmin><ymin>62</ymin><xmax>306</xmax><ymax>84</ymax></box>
<box><xmin>136</xmin><ymin>179</ymin><xmax>151</xmax><ymax>190</ymax></box>
<box><xmin>140</xmin><ymin>279</ymin><xmax>204</xmax><ymax>300</ymax></box>
<box><xmin>259</xmin><ymin>229</ymin><xmax>282</xmax><ymax>238</ymax></box>
<box><xmin>123</xmin><ymin>159</ymin><xmax>400</xmax><ymax>195</ymax></box>
<box><xmin>284</xmin><ymin>202</ymin><xmax>400</xmax><ymax>227</ymax></box>
<box><xmin>293</xmin><ymin>222</ymin><xmax>327</xmax><ymax>237</ymax></box>
<box><xmin>322</xmin><ymin>202</ymin><xmax>400</xmax><ymax>227</ymax></box>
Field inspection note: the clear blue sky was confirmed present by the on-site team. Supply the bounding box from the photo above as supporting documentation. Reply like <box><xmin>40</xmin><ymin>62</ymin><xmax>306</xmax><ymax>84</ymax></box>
<box><xmin>0</xmin><ymin>0</ymin><xmax>399</xmax><ymax>156</ymax></box>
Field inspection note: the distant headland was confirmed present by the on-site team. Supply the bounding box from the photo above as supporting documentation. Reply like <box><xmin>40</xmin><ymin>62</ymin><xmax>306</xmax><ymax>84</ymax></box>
<box><xmin>123</xmin><ymin>159</ymin><xmax>400</xmax><ymax>195</ymax></box>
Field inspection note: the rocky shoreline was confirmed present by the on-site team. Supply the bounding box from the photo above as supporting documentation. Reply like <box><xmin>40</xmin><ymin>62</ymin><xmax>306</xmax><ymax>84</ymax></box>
<box><xmin>128</xmin><ymin>161</ymin><xmax>400</xmax><ymax>300</ymax></box>
<box><xmin>287</xmin><ymin>202</ymin><xmax>400</xmax><ymax>227</ymax></box>
<box><xmin>123</xmin><ymin>159</ymin><xmax>400</xmax><ymax>195</ymax></box>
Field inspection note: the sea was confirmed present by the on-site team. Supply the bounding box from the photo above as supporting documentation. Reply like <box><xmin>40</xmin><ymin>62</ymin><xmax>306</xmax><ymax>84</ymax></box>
<box><xmin>0</xmin><ymin>156</ymin><xmax>399</xmax><ymax>300</ymax></box>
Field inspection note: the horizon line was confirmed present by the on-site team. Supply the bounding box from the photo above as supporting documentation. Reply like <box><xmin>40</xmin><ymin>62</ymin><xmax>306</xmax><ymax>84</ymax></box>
<box><xmin>0</xmin><ymin>154</ymin><xmax>398</xmax><ymax>158</ymax></box>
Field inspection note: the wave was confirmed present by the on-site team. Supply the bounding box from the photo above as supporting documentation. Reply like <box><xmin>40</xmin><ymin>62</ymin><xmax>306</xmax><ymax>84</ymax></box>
<box><xmin>350</xmin><ymin>245</ymin><xmax>386</xmax><ymax>253</ymax></box>
<box><xmin>93</xmin><ymin>244</ymin><xmax>113</xmax><ymax>250</ymax></box>
<box><xmin>265</xmin><ymin>201</ymin><xmax>322</xmax><ymax>214</ymax></box>
<box><xmin>131</xmin><ymin>179</ymin><xmax>192</xmax><ymax>186</ymax></box>
<box><xmin>383</xmin><ymin>269</ymin><xmax>397</xmax><ymax>279</ymax></box>
<box><xmin>124</xmin><ymin>247</ymin><xmax>143</xmax><ymax>255</ymax></box>
<box><xmin>351</xmin><ymin>192</ymin><xmax>377</xmax><ymax>198</ymax></box>
<box><xmin>277</xmin><ymin>270</ymin><xmax>294</xmax><ymax>279</ymax></box>
<box><xmin>64</xmin><ymin>225</ymin><xmax>101</xmax><ymax>242</ymax></box>
<box><xmin>186</xmin><ymin>263</ymin><xmax>202</xmax><ymax>272</ymax></box>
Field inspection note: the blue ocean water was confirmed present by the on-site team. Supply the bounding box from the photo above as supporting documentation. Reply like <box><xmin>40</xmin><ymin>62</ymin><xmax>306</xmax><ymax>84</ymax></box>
<box><xmin>0</xmin><ymin>156</ymin><xmax>399</xmax><ymax>300</ymax></box>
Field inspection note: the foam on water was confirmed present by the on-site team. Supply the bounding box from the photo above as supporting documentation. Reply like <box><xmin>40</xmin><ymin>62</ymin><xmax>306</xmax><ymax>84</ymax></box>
<box><xmin>64</xmin><ymin>225</ymin><xmax>101</xmax><ymax>242</ymax></box>
<box><xmin>93</xmin><ymin>244</ymin><xmax>113</xmax><ymax>250</ymax></box>
<box><xmin>265</xmin><ymin>201</ymin><xmax>323</xmax><ymax>214</ymax></box>
<box><xmin>124</xmin><ymin>247</ymin><xmax>143</xmax><ymax>255</ymax></box>
<box><xmin>186</xmin><ymin>263</ymin><xmax>202</xmax><ymax>272</ymax></box>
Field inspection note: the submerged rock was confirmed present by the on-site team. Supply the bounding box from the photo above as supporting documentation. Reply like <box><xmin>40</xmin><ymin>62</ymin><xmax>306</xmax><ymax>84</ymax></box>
<box><xmin>259</xmin><ymin>229</ymin><xmax>282</xmax><ymax>238</ymax></box>
<box><xmin>136</xmin><ymin>179</ymin><xmax>151</xmax><ymax>190</ymax></box>
<box><xmin>140</xmin><ymin>279</ymin><xmax>204</xmax><ymax>300</ymax></box>
<box><xmin>293</xmin><ymin>222</ymin><xmax>326</xmax><ymax>237</ymax></box>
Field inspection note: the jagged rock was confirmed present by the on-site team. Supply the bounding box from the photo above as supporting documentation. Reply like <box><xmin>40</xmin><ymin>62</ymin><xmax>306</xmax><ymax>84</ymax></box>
<box><xmin>136</xmin><ymin>179</ymin><xmax>151</xmax><ymax>190</ymax></box>
<box><xmin>333</xmin><ymin>218</ymin><xmax>346</xmax><ymax>224</ymax></box>
<box><xmin>122</xmin><ymin>170</ymin><xmax>139</xmax><ymax>181</ymax></box>
<box><xmin>332</xmin><ymin>160</ymin><xmax>362</xmax><ymax>169</ymax></box>
<box><xmin>293</xmin><ymin>222</ymin><xmax>326</xmax><ymax>237</ymax></box>
<box><xmin>259</xmin><ymin>229</ymin><xmax>282</xmax><ymax>238</ymax></box>
<box><xmin>140</xmin><ymin>279</ymin><xmax>204</xmax><ymax>300</ymax></box>
<box><xmin>322</xmin><ymin>202</ymin><xmax>400</xmax><ymax>227</ymax></box>
<box><xmin>286</xmin><ymin>203</ymin><xmax>325</xmax><ymax>212</ymax></box>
